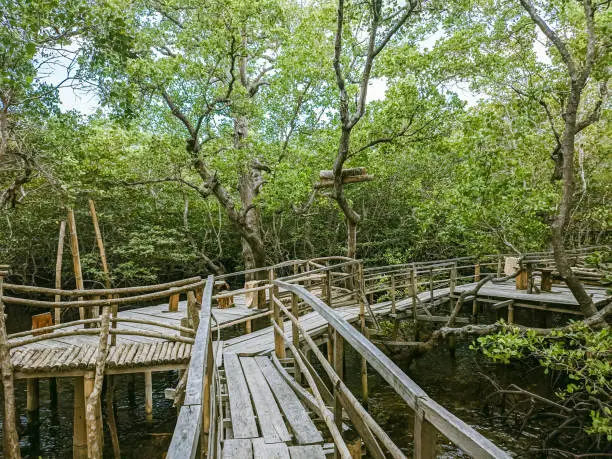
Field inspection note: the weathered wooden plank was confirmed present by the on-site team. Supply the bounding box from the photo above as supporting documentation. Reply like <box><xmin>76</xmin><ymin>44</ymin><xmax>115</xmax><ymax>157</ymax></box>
<box><xmin>240</xmin><ymin>357</ymin><xmax>291</xmax><ymax>443</ymax></box>
<box><xmin>222</xmin><ymin>439</ymin><xmax>253</xmax><ymax>459</ymax></box>
<box><xmin>255</xmin><ymin>356</ymin><xmax>322</xmax><ymax>445</ymax></box>
<box><xmin>166</xmin><ymin>405</ymin><xmax>201</xmax><ymax>459</ymax></box>
<box><xmin>288</xmin><ymin>444</ymin><xmax>326</xmax><ymax>459</ymax></box>
<box><xmin>224</xmin><ymin>353</ymin><xmax>258</xmax><ymax>439</ymax></box>
<box><xmin>252</xmin><ymin>438</ymin><xmax>289</xmax><ymax>459</ymax></box>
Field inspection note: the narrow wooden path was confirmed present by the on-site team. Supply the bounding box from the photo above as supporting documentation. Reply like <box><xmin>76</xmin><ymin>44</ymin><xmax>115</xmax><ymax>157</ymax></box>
<box><xmin>224</xmin><ymin>288</ymin><xmax>450</xmax><ymax>355</ymax></box>
<box><xmin>220</xmin><ymin>353</ymin><xmax>326</xmax><ymax>459</ymax></box>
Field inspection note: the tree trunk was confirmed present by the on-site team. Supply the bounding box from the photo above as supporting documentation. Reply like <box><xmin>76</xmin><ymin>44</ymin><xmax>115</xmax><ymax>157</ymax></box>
<box><xmin>347</xmin><ymin>219</ymin><xmax>357</xmax><ymax>260</ymax></box>
<box><xmin>0</xmin><ymin>278</ymin><xmax>21</xmax><ymax>459</ymax></box>
<box><xmin>235</xmin><ymin>115</ymin><xmax>267</xmax><ymax>280</ymax></box>
<box><xmin>551</xmin><ymin>88</ymin><xmax>597</xmax><ymax>317</ymax></box>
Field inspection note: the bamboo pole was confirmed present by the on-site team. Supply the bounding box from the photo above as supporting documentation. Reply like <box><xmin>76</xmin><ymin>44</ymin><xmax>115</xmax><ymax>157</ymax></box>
<box><xmin>74</xmin><ymin>375</ymin><xmax>87</xmax><ymax>459</ymax></box>
<box><xmin>0</xmin><ymin>274</ymin><xmax>21</xmax><ymax>459</ymax></box>
<box><xmin>67</xmin><ymin>210</ymin><xmax>86</xmax><ymax>321</ymax></box>
<box><xmin>54</xmin><ymin>221</ymin><xmax>66</xmax><ymax>325</ymax></box>
<box><xmin>86</xmin><ymin>303</ymin><xmax>111</xmax><ymax>458</ymax></box>
<box><xmin>144</xmin><ymin>371</ymin><xmax>153</xmax><ymax>421</ymax></box>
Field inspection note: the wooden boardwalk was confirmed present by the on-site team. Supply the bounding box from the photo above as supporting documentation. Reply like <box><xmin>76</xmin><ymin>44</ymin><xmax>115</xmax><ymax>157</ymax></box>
<box><xmin>220</xmin><ymin>353</ymin><xmax>326</xmax><ymax>459</ymax></box>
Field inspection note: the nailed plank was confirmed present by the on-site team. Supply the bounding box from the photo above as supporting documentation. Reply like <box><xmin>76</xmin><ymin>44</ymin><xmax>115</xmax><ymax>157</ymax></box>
<box><xmin>252</xmin><ymin>438</ymin><xmax>289</xmax><ymax>459</ymax></box>
<box><xmin>224</xmin><ymin>353</ymin><xmax>258</xmax><ymax>439</ymax></box>
<box><xmin>240</xmin><ymin>357</ymin><xmax>291</xmax><ymax>443</ymax></box>
<box><xmin>288</xmin><ymin>445</ymin><xmax>326</xmax><ymax>459</ymax></box>
<box><xmin>222</xmin><ymin>439</ymin><xmax>253</xmax><ymax>459</ymax></box>
<box><xmin>255</xmin><ymin>356</ymin><xmax>322</xmax><ymax>444</ymax></box>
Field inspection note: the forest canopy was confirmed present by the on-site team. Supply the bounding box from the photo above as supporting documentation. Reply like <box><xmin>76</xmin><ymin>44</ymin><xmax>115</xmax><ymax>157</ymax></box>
<box><xmin>0</xmin><ymin>0</ymin><xmax>609</xmax><ymax>288</ymax></box>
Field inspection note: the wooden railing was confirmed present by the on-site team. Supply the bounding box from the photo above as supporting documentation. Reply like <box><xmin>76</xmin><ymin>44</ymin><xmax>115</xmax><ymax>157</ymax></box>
<box><xmin>2</xmin><ymin>277</ymin><xmax>206</xmax><ymax>347</ymax></box>
<box><xmin>272</xmin><ymin>279</ymin><xmax>511</xmax><ymax>459</ymax></box>
<box><xmin>167</xmin><ymin>275</ymin><xmax>215</xmax><ymax>459</ymax></box>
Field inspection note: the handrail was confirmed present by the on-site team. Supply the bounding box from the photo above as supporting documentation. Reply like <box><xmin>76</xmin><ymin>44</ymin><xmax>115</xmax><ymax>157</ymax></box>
<box><xmin>275</xmin><ymin>280</ymin><xmax>511</xmax><ymax>459</ymax></box>
<box><xmin>167</xmin><ymin>275</ymin><xmax>215</xmax><ymax>459</ymax></box>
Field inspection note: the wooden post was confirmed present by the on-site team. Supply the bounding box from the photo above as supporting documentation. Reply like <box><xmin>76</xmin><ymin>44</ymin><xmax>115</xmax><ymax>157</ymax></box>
<box><xmin>541</xmin><ymin>269</ymin><xmax>553</xmax><ymax>292</ymax></box>
<box><xmin>474</xmin><ymin>263</ymin><xmax>480</xmax><ymax>282</ymax></box>
<box><xmin>26</xmin><ymin>378</ymin><xmax>39</xmax><ymax>413</ymax></box>
<box><xmin>515</xmin><ymin>269</ymin><xmax>528</xmax><ymax>290</ymax></box>
<box><xmin>144</xmin><ymin>371</ymin><xmax>153</xmax><ymax>421</ymax></box>
<box><xmin>391</xmin><ymin>274</ymin><xmax>399</xmax><ymax>341</ymax></box>
<box><xmin>111</xmin><ymin>294</ymin><xmax>119</xmax><ymax>346</ymax></box>
<box><xmin>73</xmin><ymin>376</ymin><xmax>87</xmax><ymax>459</ymax></box>
<box><xmin>471</xmin><ymin>298</ymin><xmax>478</xmax><ymax>324</ymax></box>
<box><xmin>358</xmin><ymin>264</ymin><xmax>368</xmax><ymax>407</ymax></box>
<box><xmin>271</xmin><ymin>271</ymin><xmax>285</xmax><ymax>359</ymax></box>
<box><xmin>50</xmin><ymin>377</ymin><xmax>58</xmax><ymax>408</ymax></box>
<box><xmin>291</xmin><ymin>292</ymin><xmax>301</xmax><ymax>384</ymax></box>
<box><xmin>0</xmin><ymin>273</ymin><xmax>21</xmax><ymax>459</ymax></box>
<box><xmin>326</xmin><ymin>270</ymin><xmax>332</xmax><ymax>307</ymax></box>
<box><xmin>414</xmin><ymin>407</ymin><xmax>437</xmax><ymax>459</ymax></box>
<box><xmin>507</xmin><ymin>302</ymin><xmax>514</xmax><ymax>325</ymax></box>
<box><xmin>327</xmin><ymin>324</ymin><xmax>334</xmax><ymax>364</ymax></box>
<box><xmin>497</xmin><ymin>256</ymin><xmax>502</xmax><ymax>277</ymax></box>
<box><xmin>428</xmin><ymin>268</ymin><xmax>434</xmax><ymax>303</ymax></box>
<box><xmin>168</xmin><ymin>292</ymin><xmax>180</xmax><ymax>312</ymax></box>
<box><xmin>54</xmin><ymin>221</ymin><xmax>66</xmax><ymax>325</ymax></box>
<box><xmin>449</xmin><ymin>263</ymin><xmax>457</xmax><ymax>294</ymax></box>
<box><xmin>89</xmin><ymin>200</ymin><xmax>111</xmax><ymax>291</ymax></box>
<box><xmin>67</xmin><ymin>210</ymin><xmax>86</xmax><ymax>322</ymax></box>
<box><xmin>333</xmin><ymin>331</ymin><xmax>344</xmax><ymax>459</ymax></box>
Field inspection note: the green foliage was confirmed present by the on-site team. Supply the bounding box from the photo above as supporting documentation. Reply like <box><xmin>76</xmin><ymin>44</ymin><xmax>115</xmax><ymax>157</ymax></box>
<box><xmin>473</xmin><ymin>324</ymin><xmax>612</xmax><ymax>439</ymax></box>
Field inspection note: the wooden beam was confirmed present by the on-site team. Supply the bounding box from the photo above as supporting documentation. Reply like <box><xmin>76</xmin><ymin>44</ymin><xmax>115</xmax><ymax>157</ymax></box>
<box><xmin>314</xmin><ymin>174</ymin><xmax>374</xmax><ymax>189</ymax></box>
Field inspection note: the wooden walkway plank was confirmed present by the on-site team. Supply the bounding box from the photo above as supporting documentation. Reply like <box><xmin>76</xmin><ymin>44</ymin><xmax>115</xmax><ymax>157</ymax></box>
<box><xmin>252</xmin><ymin>438</ymin><xmax>289</xmax><ymax>459</ymax></box>
<box><xmin>240</xmin><ymin>357</ymin><xmax>291</xmax><ymax>444</ymax></box>
<box><xmin>224</xmin><ymin>353</ymin><xmax>259</xmax><ymax>439</ymax></box>
<box><xmin>222</xmin><ymin>439</ymin><xmax>253</xmax><ymax>459</ymax></box>
<box><xmin>255</xmin><ymin>356</ymin><xmax>323</xmax><ymax>445</ymax></box>
<box><xmin>288</xmin><ymin>444</ymin><xmax>326</xmax><ymax>459</ymax></box>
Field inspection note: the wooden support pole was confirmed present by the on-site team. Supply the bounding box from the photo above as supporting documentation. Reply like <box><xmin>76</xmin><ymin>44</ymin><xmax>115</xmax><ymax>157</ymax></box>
<box><xmin>333</xmin><ymin>331</ymin><xmax>344</xmax><ymax>459</ymax></box>
<box><xmin>26</xmin><ymin>378</ymin><xmax>39</xmax><ymax>413</ymax></box>
<box><xmin>105</xmin><ymin>376</ymin><xmax>120</xmax><ymax>458</ymax></box>
<box><xmin>271</xmin><ymin>270</ymin><xmax>285</xmax><ymax>359</ymax></box>
<box><xmin>358</xmin><ymin>264</ymin><xmax>368</xmax><ymax>406</ymax></box>
<box><xmin>507</xmin><ymin>302</ymin><xmax>514</xmax><ymax>325</ymax></box>
<box><xmin>471</xmin><ymin>298</ymin><xmax>478</xmax><ymax>324</ymax></box>
<box><xmin>327</xmin><ymin>324</ymin><xmax>334</xmax><ymax>364</ymax></box>
<box><xmin>391</xmin><ymin>274</ymin><xmax>399</xmax><ymax>341</ymax></box>
<box><xmin>497</xmin><ymin>256</ymin><xmax>502</xmax><ymax>277</ymax></box>
<box><xmin>54</xmin><ymin>221</ymin><xmax>66</xmax><ymax>325</ymax></box>
<box><xmin>50</xmin><ymin>377</ymin><xmax>58</xmax><ymax>407</ymax></box>
<box><xmin>0</xmin><ymin>274</ymin><xmax>21</xmax><ymax>459</ymax></box>
<box><xmin>474</xmin><ymin>263</ymin><xmax>480</xmax><ymax>282</ymax></box>
<box><xmin>326</xmin><ymin>270</ymin><xmax>332</xmax><ymax>307</ymax></box>
<box><xmin>291</xmin><ymin>292</ymin><xmax>301</xmax><ymax>384</ymax></box>
<box><xmin>89</xmin><ymin>200</ymin><xmax>111</xmax><ymax>291</ymax></box>
<box><xmin>67</xmin><ymin>210</ymin><xmax>86</xmax><ymax>322</ymax></box>
<box><xmin>73</xmin><ymin>376</ymin><xmax>87</xmax><ymax>459</ymax></box>
<box><xmin>144</xmin><ymin>371</ymin><xmax>153</xmax><ymax>421</ymax></box>
<box><xmin>428</xmin><ymin>268</ymin><xmax>434</xmax><ymax>304</ymax></box>
<box><xmin>414</xmin><ymin>407</ymin><xmax>437</xmax><ymax>459</ymax></box>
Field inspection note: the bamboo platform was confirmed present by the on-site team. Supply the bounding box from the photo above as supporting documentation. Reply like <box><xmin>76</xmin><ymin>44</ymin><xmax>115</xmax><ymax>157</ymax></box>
<box><xmin>8</xmin><ymin>294</ymin><xmax>260</xmax><ymax>378</ymax></box>
<box><xmin>219</xmin><ymin>353</ymin><xmax>326</xmax><ymax>459</ymax></box>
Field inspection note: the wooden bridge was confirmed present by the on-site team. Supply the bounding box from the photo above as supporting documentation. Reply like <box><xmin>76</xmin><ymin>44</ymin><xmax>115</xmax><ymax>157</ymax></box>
<box><xmin>0</xmin><ymin>248</ymin><xmax>607</xmax><ymax>458</ymax></box>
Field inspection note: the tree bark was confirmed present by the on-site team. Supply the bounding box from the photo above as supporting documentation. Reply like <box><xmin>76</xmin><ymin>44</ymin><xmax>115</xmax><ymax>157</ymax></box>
<box><xmin>550</xmin><ymin>88</ymin><xmax>597</xmax><ymax>317</ymax></box>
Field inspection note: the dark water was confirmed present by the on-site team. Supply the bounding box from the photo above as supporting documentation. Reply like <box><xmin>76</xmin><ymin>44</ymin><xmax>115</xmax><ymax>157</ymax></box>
<box><xmin>1</xmin><ymin>372</ymin><xmax>179</xmax><ymax>458</ymax></box>
<box><xmin>2</xmin><ymin>321</ymin><xmax>544</xmax><ymax>458</ymax></box>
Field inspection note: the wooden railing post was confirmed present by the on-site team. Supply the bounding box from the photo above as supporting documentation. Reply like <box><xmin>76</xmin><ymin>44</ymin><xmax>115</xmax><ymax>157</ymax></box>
<box><xmin>474</xmin><ymin>262</ymin><xmax>480</xmax><ymax>282</ymax></box>
<box><xmin>271</xmin><ymin>270</ymin><xmax>285</xmax><ymax>359</ymax></box>
<box><xmin>67</xmin><ymin>210</ymin><xmax>86</xmax><ymax>323</ymax></box>
<box><xmin>326</xmin><ymin>269</ymin><xmax>332</xmax><ymax>307</ymax></box>
<box><xmin>414</xmin><ymin>404</ymin><xmax>437</xmax><ymax>459</ymax></box>
<box><xmin>428</xmin><ymin>267</ymin><xmax>434</xmax><ymax>303</ymax></box>
<box><xmin>291</xmin><ymin>292</ymin><xmax>301</xmax><ymax>383</ymax></box>
<box><xmin>333</xmin><ymin>330</ymin><xmax>344</xmax><ymax>459</ymax></box>
<box><xmin>391</xmin><ymin>274</ymin><xmax>399</xmax><ymax>341</ymax></box>
<box><xmin>449</xmin><ymin>263</ymin><xmax>457</xmax><ymax>294</ymax></box>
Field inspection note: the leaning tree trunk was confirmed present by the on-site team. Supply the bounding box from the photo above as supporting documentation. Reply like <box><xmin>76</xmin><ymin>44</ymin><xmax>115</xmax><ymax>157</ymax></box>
<box><xmin>551</xmin><ymin>88</ymin><xmax>597</xmax><ymax>317</ymax></box>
